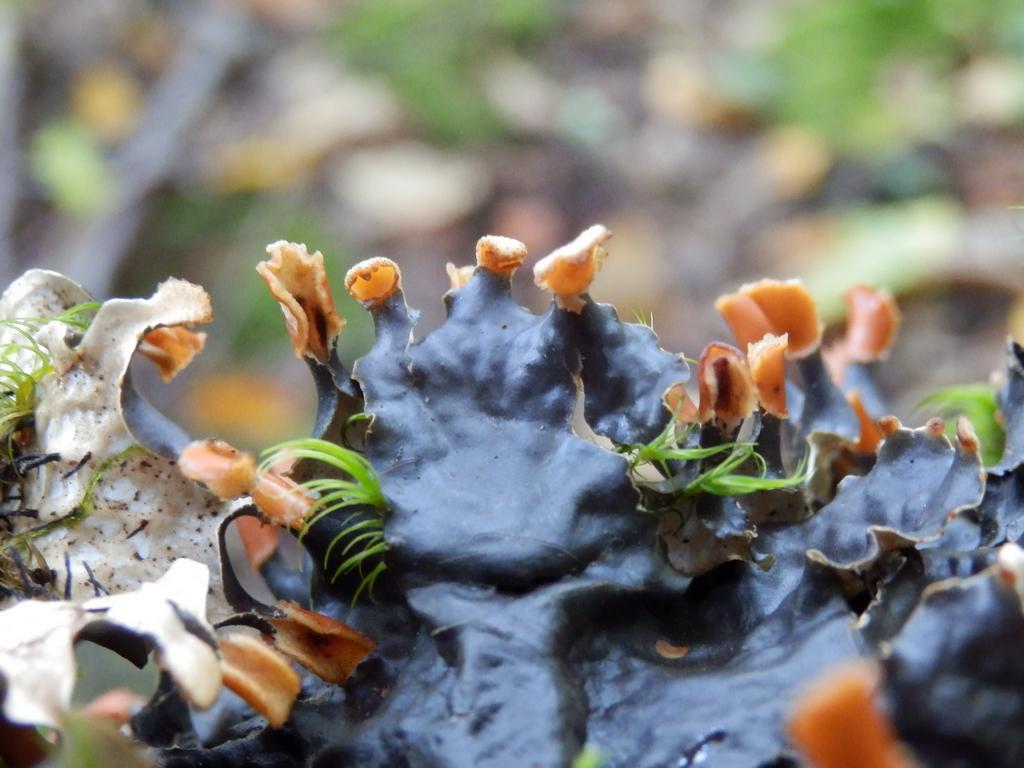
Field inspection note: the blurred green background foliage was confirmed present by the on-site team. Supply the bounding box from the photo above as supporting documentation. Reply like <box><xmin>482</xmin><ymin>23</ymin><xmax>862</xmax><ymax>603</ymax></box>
<box><xmin>329</xmin><ymin>0</ymin><xmax>554</xmax><ymax>143</ymax></box>
<box><xmin>4</xmin><ymin>0</ymin><xmax>1024</xmax><ymax>447</ymax></box>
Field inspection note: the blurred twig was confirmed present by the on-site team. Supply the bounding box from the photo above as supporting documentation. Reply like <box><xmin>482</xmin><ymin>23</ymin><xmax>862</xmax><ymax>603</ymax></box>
<box><xmin>40</xmin><ymin>2</ymin><xmax>252</xmax><ymax>295</ymax></box>
<box><xmin>0</xmin><ymin>6</ymin><xmax>20</xmax><ymax>286</ymax></box>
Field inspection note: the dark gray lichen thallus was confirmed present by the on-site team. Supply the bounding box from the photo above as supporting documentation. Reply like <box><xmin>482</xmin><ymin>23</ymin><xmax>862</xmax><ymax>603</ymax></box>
<box><xmin>993</xmin><ymin>339</ymin><xmax>1024</xmax><ymax>475</ymax></box>
<box><xmin>805</xmin><ymin>416</ymin><xmax>985</xmax><ymax>573</ymax></box>
<box><xmin>882</xmin><ymin>550</ymin><xmax>1024</xmax><ymax>768</ymax></box>
<box><xmin>341</xmin><ymin>229</ymin><xmax>690</xmax><ymax>592</ymax></box>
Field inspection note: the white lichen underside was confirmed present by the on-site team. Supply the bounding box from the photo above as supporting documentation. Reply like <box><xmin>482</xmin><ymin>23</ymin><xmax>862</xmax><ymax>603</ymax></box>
<box><xmin>1</xmin><ymin>270</ymin><xmax>238</xmax><ymax>617</ymax></box>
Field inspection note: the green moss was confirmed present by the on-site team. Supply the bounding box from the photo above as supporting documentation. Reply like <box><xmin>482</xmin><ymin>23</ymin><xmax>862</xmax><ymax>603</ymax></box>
<box><xmin>0</xmin><ymin>302</ymin><xmax>100</xmax><ymax>591</ymax></box>
<box><xmin>326</xmin><ymin>0</ymin><xmax>555</xmax><ymax>144</ymax></box>
<box><xmin>620</xmin><ymin>421</ymin><xmax>807</xmax><ymax>499</ymax></box>
<box><xmin>0</xmin><ymin>302</ymin><xmax>99</xmax><ymax>452</ymax></box>
<box><xmin>260</xmin><ymin>434</ymin><xmax>387</xmax><ymax>603</ymax></box>
<box><xmin>769</xmin><ymin>0</ymin><xmax>1024</xmax><ymax>154</ymax></box>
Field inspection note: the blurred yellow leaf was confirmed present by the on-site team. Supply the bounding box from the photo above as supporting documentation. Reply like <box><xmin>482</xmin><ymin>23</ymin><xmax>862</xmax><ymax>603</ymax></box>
<box><xmin>759</xmin><ymin>125</ymin><xmax>833</xmax><ymax>200</ymax></box>
<box><xmin>207</xmin><ymin>71</ymin><xmax>402</xmax><ymax>194</ymax></box>
<box><xmin>182</xmin><ymin>370</ymin><xmax>311</xmax><ymax>448</ymax></box>
<box><xmin>330</xmin><ymin>142</ymin><xmax>491</xmax><ymax>234</ymax></box>
<box><xmin>210</xmin><ymin>139</ymin><xmax>313</xmax><ymax>194</ymax></box>
<box><xmin>71</xmin><ymin>64</ymin><xmax>142</xmax><ymax>143</ymax></box>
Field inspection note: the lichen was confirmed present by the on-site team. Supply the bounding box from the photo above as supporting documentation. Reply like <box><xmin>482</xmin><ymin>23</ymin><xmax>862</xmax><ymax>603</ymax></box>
<box><xmin>5</xmin><ymin>227</ymin><xmax>1024</xmax><ymax>768</ymax></box>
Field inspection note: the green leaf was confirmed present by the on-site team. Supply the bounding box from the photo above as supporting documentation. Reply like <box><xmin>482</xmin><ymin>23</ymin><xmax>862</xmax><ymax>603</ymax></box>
<box><xmin>801</xmin><ymin>198</ymin><xmax>962</xmax><ymax>322</ymax></box>
<box><xmin>571</xmin><ymin>746</ymin><xmax>607</xmax><ymax>768</ymax></box>
<box><xmin>770</xmin><ymin>0</ymin><xmax>957</xmax><ymax>154</ymax></box>
<box><xmin>326</xmin><ymin>0</ymin><xmax>554</xmax><ymax>144</ymax></box>
<box><xmin>29</xmin><ymin>119</ymin><xmax>114</xmax><ymax>217</ymax></box>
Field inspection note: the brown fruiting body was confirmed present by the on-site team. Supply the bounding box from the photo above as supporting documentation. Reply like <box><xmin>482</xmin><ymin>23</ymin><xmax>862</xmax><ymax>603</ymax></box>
<box><xmin>475</xmin><ymin>235</ymin><xmax>527</xmax><ymax>276</ymax></box>
<box><xmin>533</xmin><ymin>224</ymin><xmax>611</xmax><ymax>312</ymax></box>
<box><xmin>696</xmin><ymin>342</ymin><xmax>757</xmax><ymax>431</ymax></box>
<box><xmin>177</xmin><ymin>441</ymin><xmax>287</xmax><ymax>567</ymax></box>
<box><xmin>345</xmin><ymin>257</ymin><xmax>402</xmax><ymax>308</ymax></box>
<box><xmin>81</xmin><ymin>689</ymin><xmax>144</xmax><ymax>727</ymax></box>
<box><xmin>219</xmin><ymin>632</ymin><xmax>301</xmax><ymax>729</ymax></box>
<box><xmin>847</xmin><ymin>391</ymin><xmax>884</xmax><ymax>454</ymax></box>
<box><xmin>747</xmin><ymin>333</ymin><xmax>789</xmax><ymax>418</ymax></box>
<box><xmin>251</xmin><ymin>472</ymin><xmax>313</xmax><ymax>531</ymax></box>
<box><xmin>955</xmin><ymin>415</ymin><xmax>980</xmax><ymax>454</ymax></box>
<box><xmin>844</xmin><ymin>285</ymin><xmax>902</xmax><ymax>363</ymax></box>
<box><xmin>178</xmin><ymin>440</ymin><xmax>257</xmax><ymax>500</ymax></box>
<box><xmin>446</xmin><ymin>263</ymin><xmax>475</xmax><ymax>290</ymax></box>
<box><xmin>235</xmin><ymin>516</ymin><xmax>281</xmax><ymax>570</ymax></box>
<box><xmin>996</xmin><ymin>544</ymin><xmax>1024</xmax><ymax>595</ymax></box>
<box><xmin>269</xmin><ymin>600</ymin><xmax>376</xmax><ymax>684</ymax></box>
<box><xmin>788</xmin><ymin>661</ymin><xmax>910</xmax><ymax>768</ymax></box>
<box><xmin>716</xmin><ymin>279</ymin><xmax>822</xmax><ymax>359</ymax></box>
<box><xmin>714</xmin><ymin>293</ymin><xmax>774</xmax><ymax>352</ymax></box>
<box><xmin>137</xmin><ymin>326</ymin><xmax>207</xmax><ymax>381</ymax></box>
<box><xmin>663</xmin><ymin>382</ymin><xmax>699</xmax><ymax>424</ymax></box>
<box><xmin>654</xmin><ymin>640</ymin><xmax>690</xmax><ymax>659</ymax></box>
<box><xmin>257</xmin><ymin>241</ymin><xmax>345</xmax><ymax>364</ymax></box>
<box><xmin>877</xmin><ymin>415</ymin><xmax>902</xmax><ymax>437</ymax></box>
